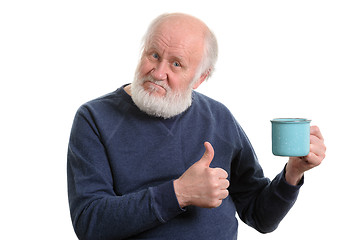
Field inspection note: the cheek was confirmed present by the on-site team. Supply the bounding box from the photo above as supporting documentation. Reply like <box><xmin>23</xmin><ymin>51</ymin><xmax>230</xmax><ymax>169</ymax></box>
<box><xmin>138</xmin><ymin>59</ymin><xmax>153</xmax><ymax>77</ymax></box>
<box><xmin>169</xmin><ymin>74</ymin><xmax>193</xmax><ymax>92</ymax></box>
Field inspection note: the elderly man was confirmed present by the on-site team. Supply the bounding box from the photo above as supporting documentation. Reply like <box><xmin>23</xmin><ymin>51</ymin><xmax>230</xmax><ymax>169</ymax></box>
<box><xmin>67</xmin><ymin>13</ymin><xmax>326</xmax><ymax>239</ymax></box>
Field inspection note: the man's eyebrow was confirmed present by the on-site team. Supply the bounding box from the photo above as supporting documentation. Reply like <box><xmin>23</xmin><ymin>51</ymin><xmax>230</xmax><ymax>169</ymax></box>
<box><xmin>145</xmin><ymin>45</ymin><xmax>157</xmax><ymax>52</ymax></box>
<box><xmin>146</xmin><ymin>45</ymin><xmax>186</xmax><ymax>61</ymax></box>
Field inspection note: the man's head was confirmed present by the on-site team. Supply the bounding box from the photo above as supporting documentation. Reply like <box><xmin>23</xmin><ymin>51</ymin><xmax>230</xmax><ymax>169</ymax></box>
<box><xmin>130</xmin><ymin>13</ymin><xmax>218</xmax><ymax>119</ymax></box>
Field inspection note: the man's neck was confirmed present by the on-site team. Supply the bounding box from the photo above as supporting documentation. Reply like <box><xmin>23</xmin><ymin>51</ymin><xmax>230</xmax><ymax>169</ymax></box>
<box><xmin>124</xmin><ymin>84</ymin><xmax>132</xmax><ymax>96</ymax></box>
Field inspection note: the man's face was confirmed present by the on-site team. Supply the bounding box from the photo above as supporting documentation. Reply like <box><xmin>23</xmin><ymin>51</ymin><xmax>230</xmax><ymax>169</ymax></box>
<box><xmin>131</xmin><ymin>17</ymin><xmax>206</xmax><ymax>118</ymax></box>
<box><xmin>138</xmin><ymin>20</ymin><xmax>204</xmax><ymax>96</ymax></box>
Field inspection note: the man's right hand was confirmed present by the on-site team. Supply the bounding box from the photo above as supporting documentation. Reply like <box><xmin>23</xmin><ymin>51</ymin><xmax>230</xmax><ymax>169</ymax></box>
<box><xmin>173</xmin><ymin>142</ymin><xmax>229</xmax><ymax>208</ymax></box>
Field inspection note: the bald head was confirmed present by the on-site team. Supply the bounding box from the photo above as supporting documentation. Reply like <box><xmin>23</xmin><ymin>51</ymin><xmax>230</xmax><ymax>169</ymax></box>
<box><xmin>146</xmin><ymin>13</ymin><xmax>208</xmax><ymax>40</ymax></box>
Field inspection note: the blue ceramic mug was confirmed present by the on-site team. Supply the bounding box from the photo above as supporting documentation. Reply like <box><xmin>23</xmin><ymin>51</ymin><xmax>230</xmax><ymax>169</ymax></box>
<box><xmin>271</xmin><ymin>118</ymin><xmax>311</xmax><ymax>157</ymax></box>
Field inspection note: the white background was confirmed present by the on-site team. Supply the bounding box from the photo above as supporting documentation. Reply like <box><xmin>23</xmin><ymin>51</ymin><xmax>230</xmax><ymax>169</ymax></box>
<box><xmin>1</xmin><ymin>0</ymin><xmax>360</xmax><ymax>239</ymax></box>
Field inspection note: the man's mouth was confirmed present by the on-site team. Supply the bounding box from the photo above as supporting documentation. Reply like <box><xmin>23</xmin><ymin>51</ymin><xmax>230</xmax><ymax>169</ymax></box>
<box><xmin>143</xmin><ymin>80</ymin><xmax>167</xmax><ymax>93</ymax></box>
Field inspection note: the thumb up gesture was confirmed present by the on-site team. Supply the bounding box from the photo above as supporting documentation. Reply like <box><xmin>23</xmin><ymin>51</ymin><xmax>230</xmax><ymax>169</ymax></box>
<box><xmin>173</xmin><ymin>142</ymin><xmax>230</xmax><ymax>208</ymax></box>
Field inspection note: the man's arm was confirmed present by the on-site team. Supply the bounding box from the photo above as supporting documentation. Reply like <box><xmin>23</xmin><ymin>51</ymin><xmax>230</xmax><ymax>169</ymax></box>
<box><xmin>228</xmin><ymin>123</ymin><xmax>302</xmax><ymax>233</ymax></box>
<box><xmin>229</xmin><ymin>124</ymin><xmax>326</xmax><ymax>233</ymax></box>
<box><xmin>67</xmin><ymin>107</ymin><xmax>184</xmax><ymax>240</ymax></box>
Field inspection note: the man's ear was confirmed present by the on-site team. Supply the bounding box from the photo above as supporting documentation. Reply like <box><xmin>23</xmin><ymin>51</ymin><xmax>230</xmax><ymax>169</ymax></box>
<box><xmin>192</xmin><ymin>70</ymin><xmax>210</xmax><ymax>90</ymax></box>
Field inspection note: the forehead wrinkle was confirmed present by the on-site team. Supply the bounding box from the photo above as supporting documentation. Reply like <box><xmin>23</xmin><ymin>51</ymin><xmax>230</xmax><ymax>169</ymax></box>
<box><xmin>144</xmin><ymin>14</ymin><xmax>207</xmax><ymax>53</ymax></box>
<box><xmin>148</xmin><ymin>33</ymin><xmax>191</xmax><ymax>61</ymax></box>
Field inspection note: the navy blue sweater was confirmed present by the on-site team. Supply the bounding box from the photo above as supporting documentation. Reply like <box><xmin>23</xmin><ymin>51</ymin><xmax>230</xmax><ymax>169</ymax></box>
<box><xmin>67</xmin><ymin>85</ymin><xmax>302</xmax><ymax>239</ymax></box>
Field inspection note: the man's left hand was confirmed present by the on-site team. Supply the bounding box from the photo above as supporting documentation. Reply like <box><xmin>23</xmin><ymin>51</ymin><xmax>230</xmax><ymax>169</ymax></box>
<box><xmin>285</xmin><ymin>126</ymin><xmax>326</xmax><ymax>185</ymax></box>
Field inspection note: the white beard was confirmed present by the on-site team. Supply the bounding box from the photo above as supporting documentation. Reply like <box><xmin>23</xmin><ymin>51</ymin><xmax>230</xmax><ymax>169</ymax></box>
<box><xmin>131</xmin><ymin>74</ymin><xmax>194</xmax><ymax>119</ymax></box>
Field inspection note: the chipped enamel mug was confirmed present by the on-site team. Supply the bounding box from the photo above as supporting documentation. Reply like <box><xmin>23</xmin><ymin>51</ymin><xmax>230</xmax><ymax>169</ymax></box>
<box><xmin>271</xmin><ymin>118</ymin><xmax>311</xmax><ymax>157</ymax></box>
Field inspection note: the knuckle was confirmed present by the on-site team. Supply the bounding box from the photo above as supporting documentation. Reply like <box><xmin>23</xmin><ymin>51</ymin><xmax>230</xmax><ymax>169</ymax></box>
<box><xmin>310</xmin><ymin>135</ymin><xmax>317</xmax><ymax>142</ymax></box>
<box><xmin>311</xmin><ymin>125</ymin><xmax>320</xmax><ymax>132</ymax></box>
<box><xmin>211</xmin><ymin>182</ymin><xmax>220</xmax><ymax>189</ymax></box>
<box><xmin>220</xmin><ymin>190</ymin><xmax>229</xmax><ymax>200</ymax></box>
<box><xmin>221</xmin><ymin>169</ymin><xmax>229</xmax><ymax>178</ymax></box>
<box><xmin>309</xmin><ymin>144</ymin><xmax>316</xmax><ymax>152</ymax></box>
<box><xmin>207</xmin><ymin>169</ymin><xmax>216</xmax><ymax>177</ymax></box>
<box><xmin>210</xmin><ymin>190</ymin><xmax>219</xmax><ymax>199</ymax></box>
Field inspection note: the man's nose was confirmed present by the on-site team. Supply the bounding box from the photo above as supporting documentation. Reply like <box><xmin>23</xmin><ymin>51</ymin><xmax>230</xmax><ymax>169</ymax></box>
<box><xmin>151</xmin><ymin>60</ymin><xmax>168</xmax><ymax>81</ymax></box>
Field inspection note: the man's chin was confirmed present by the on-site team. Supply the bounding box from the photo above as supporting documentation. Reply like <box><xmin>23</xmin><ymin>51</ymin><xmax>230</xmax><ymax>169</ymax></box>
<box><xmin>131</xmin><ymin>78</ymin><xmax>193</xmax><ymax>119</ymax></box>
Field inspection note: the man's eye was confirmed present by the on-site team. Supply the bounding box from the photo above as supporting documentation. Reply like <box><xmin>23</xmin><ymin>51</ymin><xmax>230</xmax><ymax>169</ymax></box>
<box><xmin>173</xmin><ymin>61</ymin><xmax>181</xmax><ymax>67</ymax></box>
<box><xmin>152</xmin><ymin>53</ymin><xmax>159</xmax><ymax>59</ymax></box>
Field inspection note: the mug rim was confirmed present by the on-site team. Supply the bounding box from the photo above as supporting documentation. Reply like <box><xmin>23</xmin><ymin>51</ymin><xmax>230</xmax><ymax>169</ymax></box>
<box><xmin>271</xmin><ymin>118</ymin><xmax>311</xmax><ymax>123</ymax></box>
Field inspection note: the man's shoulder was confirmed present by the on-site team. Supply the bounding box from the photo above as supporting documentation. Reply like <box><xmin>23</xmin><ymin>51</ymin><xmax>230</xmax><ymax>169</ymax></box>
<box><xmin>83</xmin><ymin>87</ymin><xmax>129</xmax><ymax>108</ymax></box>
<box><xmin>86</xmin><ymin>88</ymin><xmax>122</xmax><ymax>105</ymax></box>
<box><xmin>75</xmin><ymin>87</ymin><xmax>132</xmax><ymax>119</ymax></box>
<box><xmin>192</xmin><ymin>91</ymin><xmax>232</xmax><ymax>115</ymax></box>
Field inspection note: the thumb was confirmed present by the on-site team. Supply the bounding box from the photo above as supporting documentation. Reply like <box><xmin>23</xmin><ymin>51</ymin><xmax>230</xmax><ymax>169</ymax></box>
<box><xmin>199</xmin><ymin>142</ymin><xmax>214</xmax><ymax>167</ymax></box>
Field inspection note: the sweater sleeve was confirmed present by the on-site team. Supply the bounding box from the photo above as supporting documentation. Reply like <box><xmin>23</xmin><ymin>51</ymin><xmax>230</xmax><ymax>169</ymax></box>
<box><xmin>229</xmin><ymin>124</ymin><xmax>302</xmax><ymax>233</ymax></box>
<box><xmin>67</xmin><ymin>107</ymin><xmax>185</xmax><ymax>240</ymax></box>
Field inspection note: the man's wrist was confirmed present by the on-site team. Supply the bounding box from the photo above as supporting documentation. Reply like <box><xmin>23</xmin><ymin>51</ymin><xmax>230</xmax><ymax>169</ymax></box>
<box><xmin>173</xmin><ymin>179</ymin><xmax>188</xmax><ymax>208</ymax></box>
<box><xmin>285</xmin><ymin>162</ymin><xmax>304</xmax><ymax>186</ymax></box>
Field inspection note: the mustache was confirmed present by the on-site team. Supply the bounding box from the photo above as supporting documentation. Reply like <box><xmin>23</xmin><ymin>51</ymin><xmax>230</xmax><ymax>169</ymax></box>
<box><xmin>141</xmin><ymin>76</ymin><xmax>171</xmax><ymax>91</ymax></box>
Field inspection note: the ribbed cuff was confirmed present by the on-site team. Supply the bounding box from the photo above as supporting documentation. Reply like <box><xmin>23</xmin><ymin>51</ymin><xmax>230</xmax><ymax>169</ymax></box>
<box><xmin>149</xmin><ymin>181</ymin><xmax>186</xmax><ymax>223</ymax></box>
<box><xmin>274</xmin><ymin>164</ymin><xmax>304</xmax><ymax>202</ymax></box>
